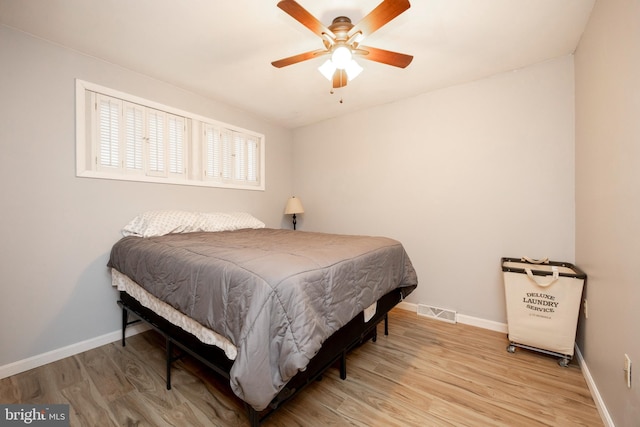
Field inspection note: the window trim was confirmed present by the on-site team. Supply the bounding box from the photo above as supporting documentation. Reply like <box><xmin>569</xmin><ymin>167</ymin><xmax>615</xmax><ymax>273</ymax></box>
<box><xmin>75</xmin><ymin>79</ymin><xmax>265</xmax><ymax>191</ymax></box>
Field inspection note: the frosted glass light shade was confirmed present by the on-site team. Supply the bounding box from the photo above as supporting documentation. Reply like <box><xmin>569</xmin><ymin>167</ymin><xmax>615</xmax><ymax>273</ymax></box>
<box><xmin>318</xmin><ymin>60</ymin><xmax>336</xmax><ymax>81</ymax></box>
<box><xmin>344</xmin><ymin>60</ymin><xmax>363</xmax><ymax>80</ymax></box>
<box><xmin>331</xmin><ymin>46</ymin><xmax>352</xmax><ymax>69</ymax></box>
<box><xmin>318</xmin><ymin>58</ymin><xmax>363</xmax><ymax>82</ymax></box>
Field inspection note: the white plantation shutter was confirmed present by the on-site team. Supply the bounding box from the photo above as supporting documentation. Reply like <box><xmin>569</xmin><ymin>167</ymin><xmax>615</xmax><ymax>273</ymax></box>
<box><xmin>203</xmin><ymin>125</ymin><xmax>261</xmax><ymax>185</ymax></box>
<box><xmin>168</xmin><ymin>114</ymin><xmax>185</xmax><ymax>176</ymax></box>
<box><xmin>147</xmin><ymin>109</ymin><xmax>166</xmax><ymax>176</ymax></box>
<box><xmin>124</xmin><ymin>102</ymin><xmax>144</xmax><ymax>172</ymax></box>
<box><xmin>234</xmin><ymin>133</ymin><xmax>246</xmax><ymax>180</ymax></box>
<box><xmin>204</xmin><ymin>126</ymin><xmax>215</xmax><ymax>177</ymax></box>
<box><xmin>95</xmin><ymin>97</ymin><xmax>187</xmax><ymax>178</ymax></box>
<box><xmin>97</xmin><ymin>95</ymin><xmax>120</xmax><ymax>170</ymax></box>
<box><xmin>204</xmin><ymin>125</ymin><xmax>221</xmax><ymax>179</ymax></box>
<box><xmin>221</xmin><ymin>129</ymin><xmax>233</xmax><ymax>180</ymax></box>
<box><xmin>247</xmin><ymin>136</ymin><xmax>258</xmax><ymax>182</ymax></box>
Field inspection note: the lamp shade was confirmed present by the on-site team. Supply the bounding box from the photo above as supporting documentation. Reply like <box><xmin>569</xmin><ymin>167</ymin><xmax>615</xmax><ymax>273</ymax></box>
<box><xmin>284</xmin><ymin>196</ymin><xmax>304</xmax><ymax>214</ymax></box>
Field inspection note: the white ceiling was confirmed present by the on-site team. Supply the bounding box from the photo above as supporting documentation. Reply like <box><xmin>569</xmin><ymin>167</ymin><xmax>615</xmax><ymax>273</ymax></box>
<box><xmin>0</xmin><ymin>0</ymin><xmax>594</xmax><ymax>128</ymax></box>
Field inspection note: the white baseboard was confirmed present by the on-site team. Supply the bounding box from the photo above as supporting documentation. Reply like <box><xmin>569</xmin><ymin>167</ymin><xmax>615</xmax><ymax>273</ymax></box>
<box><xmin>396</xmin><ymin>302</ymin><xmax>508</xmax><ymax>333</ymax></box>
<box><xmin>0</xmin><ymin>323</ymin><xmax>150</xmax><ymax>380</ymax></box>
<box><xmin>574</xmin><ymin>345</ymin><xmax>614</xmax><ymax>427</ymax></box>
<box><xmin>456</xmin><ymin>314</ymin><xmax>508</xmax><ymax>333</ymax></box>
<box><xmin>396</xmin><ymin>301</ymin><xmax>417</xmax><ymax>312</ymax></box>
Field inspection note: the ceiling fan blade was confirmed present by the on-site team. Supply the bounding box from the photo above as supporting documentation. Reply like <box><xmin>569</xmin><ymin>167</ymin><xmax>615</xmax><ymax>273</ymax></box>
<box><xmin>355</xmin><ymin>45</ymin><xmax>413</xmax><ymax>68</ymax></box>
<box><xmin>348</xmin><ymin>0</ymin><xmax>410</xmax><ymax>40</ymax></box>
<box><xmin>277</xmin><ymin>0</ymin><xmax>336</xmax><ymax>39</ymax></box>
<box><xmin>332</xmin><ymin>69</ymin><xmax>348</xmax><ymax>88</ymax></box>
<box><xmin>272</xmin><ymin>49</ymin><xmax>328</xmax><ymax>68</ymax></box>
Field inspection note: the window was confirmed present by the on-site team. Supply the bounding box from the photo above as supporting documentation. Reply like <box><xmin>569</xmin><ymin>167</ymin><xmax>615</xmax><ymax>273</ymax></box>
<box><xmin>76</xmin><ymin>79</ymin><xmax>265</xmax><ymax>190</ymax></box>
<box><xmin>203</xmin><ymin>125</ymin><xmax>260</xmax><ymax>185</ymax></box>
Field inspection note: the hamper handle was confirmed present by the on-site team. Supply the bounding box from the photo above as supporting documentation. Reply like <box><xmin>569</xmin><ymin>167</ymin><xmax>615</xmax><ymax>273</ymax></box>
<box><xmin>521</xmin><ymin>256</ymin><xmax>549</xmax><ymax>264</ymax></box>
<box><xmin>525</xmin><ymin>266</ymin><xmax>559</xmax><ymax>288</ymax></box>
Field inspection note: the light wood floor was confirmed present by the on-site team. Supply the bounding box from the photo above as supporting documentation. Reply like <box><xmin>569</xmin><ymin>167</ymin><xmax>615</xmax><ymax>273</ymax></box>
<box><xmin>0</xmin><ymin>308</ymin><xmax>602</xmax><ymax>426</ymax></box>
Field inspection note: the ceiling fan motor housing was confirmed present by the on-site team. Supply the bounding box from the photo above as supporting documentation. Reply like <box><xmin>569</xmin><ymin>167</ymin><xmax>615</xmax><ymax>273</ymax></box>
<box><xmin>329</xmin><ymin>16</ymin><xmax>354</xmax><ymax>39</ymax></box>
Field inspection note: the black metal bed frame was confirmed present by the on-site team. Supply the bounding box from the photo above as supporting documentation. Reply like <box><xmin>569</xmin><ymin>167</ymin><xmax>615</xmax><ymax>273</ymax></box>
<box><xmin>118</xmin><ymin>286</ymin><xmax>413</xmax><ymax>426</ymax></box>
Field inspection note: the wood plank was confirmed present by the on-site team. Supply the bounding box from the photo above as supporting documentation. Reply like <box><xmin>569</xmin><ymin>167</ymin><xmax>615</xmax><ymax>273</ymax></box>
<box><xmin>0</xmin><ymin>377</ymin><xmax>19</xmax><ymax>403</ymax></box>
<box><xmin>76</xmin><ymin>346</ymin><xmax>134</xmax><ymax>402</ymax></box>
<box><xmin>171</xmin><ymin>366</ymin><xmax>247</xmax><ymax>426</ymax></box>
<box><xmin>161</xmin><ymin>401</ymin><xmax>207</xmax><ymax>427</ymax></box>
<box><xmin>102</xmin><ymin>342</ymin><xmax>183</xmax><ymax>410</ymax></box>
<box><xmin>108</xmin><ymin>390</ymin><xmax>172</xmax><ymax>426</ymax></box>
<box><xmin>61</xmin><ymin>378</ymin><xmax>118</xmax><ymax>427</ymax></box>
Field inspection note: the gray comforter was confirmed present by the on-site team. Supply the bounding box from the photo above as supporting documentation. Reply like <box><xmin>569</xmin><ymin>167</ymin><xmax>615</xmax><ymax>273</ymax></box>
<box><xmin>108</xmin><ymin>228</ymin><xmax>417</xmax><ymax>410</ymax></box>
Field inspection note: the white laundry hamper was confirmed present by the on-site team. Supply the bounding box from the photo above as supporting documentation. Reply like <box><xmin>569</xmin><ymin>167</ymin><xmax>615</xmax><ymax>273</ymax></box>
<box><xmin>502</xmin><ymin>257</ymin><xmax>586</xmax><ymax>367</ymax></box>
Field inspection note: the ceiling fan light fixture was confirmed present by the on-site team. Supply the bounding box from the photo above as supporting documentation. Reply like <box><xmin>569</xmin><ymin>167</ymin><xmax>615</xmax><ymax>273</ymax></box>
<box><xmin>272</xmin><ymin>0</ymin><xmax>413</xmax><ymax>88</ymax></box>
<box><xmin>331</xmin><ymin>45</ymin><xmax>352</xmax><ymax>69</ymax></box>
<box><xmin>318</xmin><ymin>59</ymin><xmax>337</xmax><ymax>81</ymax></box>
<box><xmin>344</xmin><ymin>59</ymin><xmax>363</xmax><ymax>81</ymax></box>
<box><xmin>318</xmin><ymin>58</ymin><xmax>362</xmax><ymax>82</ymax></box>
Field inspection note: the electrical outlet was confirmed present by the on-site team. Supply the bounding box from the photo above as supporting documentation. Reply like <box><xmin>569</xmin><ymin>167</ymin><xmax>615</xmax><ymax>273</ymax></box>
<box><xmin>624</xmin><ymin>354</ymin><xmax>632</xmax><ymax>388</ymax></box>
<box><xmin>583</xmin><ymin>299</ymin><xmax>588</xmax><ymax>319</ymax></box>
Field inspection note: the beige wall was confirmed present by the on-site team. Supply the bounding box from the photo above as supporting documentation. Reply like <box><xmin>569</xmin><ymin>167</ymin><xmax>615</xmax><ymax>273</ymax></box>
<box><xmin>575</xmin><ymin>0</ymin><xmax>640</xmax><ymax>425</ymax></box>
<box><xmin>292</xmin><ymin>56</ymin><xmax>576</xmax><ymax>323</ymax></box>
<box><xmin>0</xmin><ymin>25</ymin><xmax>293</xmax><ymax>367</ymax></box>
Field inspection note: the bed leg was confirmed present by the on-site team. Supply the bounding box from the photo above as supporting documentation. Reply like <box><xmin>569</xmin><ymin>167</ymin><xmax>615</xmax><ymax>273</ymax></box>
<box><xmin>121</xmin><ymin>306</ymin><xmax>128</xmax><ymax>347</ymax></box>
<box><xmin>384</xmin><ymin>313</ymin><xmax>389</xmax><ymax>336</ymax></box>
<box><xmin>247</xmin><ymin>407</ymin><xmax>259</xmax><ymax>427</ymax></box>
<box><xmin>166</xmin><ymin>339</ymin><xmax>173</xmax><ymax>390</ymax></box>
<box><xmin>340</xmin><ymin>351</ymin><xmax>347</xmax><ymax>380</ymax></box>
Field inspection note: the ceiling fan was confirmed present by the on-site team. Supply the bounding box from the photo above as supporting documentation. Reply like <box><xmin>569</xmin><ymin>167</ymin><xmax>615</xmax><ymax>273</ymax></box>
<box><xmin>272</xmin><ymin>0</ymin><xmax>413</xmax><ymax>89</ymax></box>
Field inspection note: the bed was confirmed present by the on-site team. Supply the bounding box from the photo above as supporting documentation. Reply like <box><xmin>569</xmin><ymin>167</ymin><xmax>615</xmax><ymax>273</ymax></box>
<box><xmin>108</xmin><ymin>211</ymin><xmax>418</xmax><ymax>425</ymax></box>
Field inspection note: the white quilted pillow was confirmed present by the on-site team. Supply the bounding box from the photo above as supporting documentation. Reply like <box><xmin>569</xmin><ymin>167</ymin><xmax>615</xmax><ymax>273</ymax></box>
<box><xmin>122</xmin><ymin>211</ymin><xmax>264</xmax><ymax>238</ymax></box>
<box><xmin>122</xmin><ymin>210</ymin><xmax>205</xmax><ymax>238</ymax></box>
<box><xmin>200</xmin><ymin>212</ymin><xmax>266</xmax><ymax>232</ymax></box>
